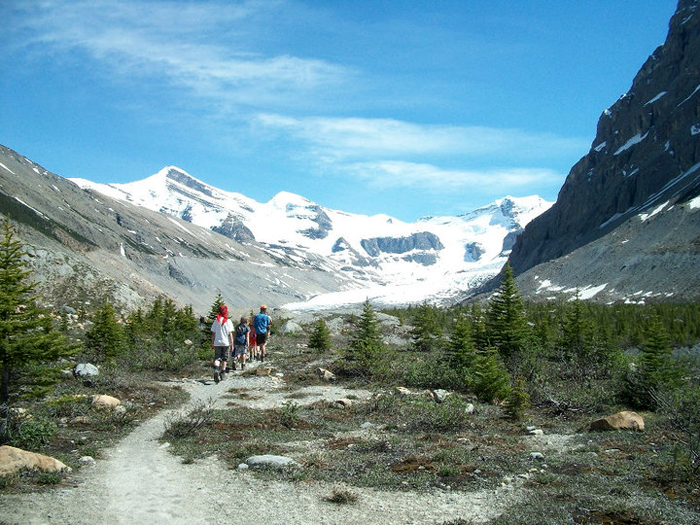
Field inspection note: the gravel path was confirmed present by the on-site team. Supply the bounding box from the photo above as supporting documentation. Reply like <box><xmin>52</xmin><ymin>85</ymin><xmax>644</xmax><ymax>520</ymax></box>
<box><xmin>0</xmin><ymin>370</ymin><xmax>519</xmax><ymax>524</ymax></box>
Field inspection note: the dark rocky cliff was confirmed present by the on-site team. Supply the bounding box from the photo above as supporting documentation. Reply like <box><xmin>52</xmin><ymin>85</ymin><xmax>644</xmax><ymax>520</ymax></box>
<box><xmin>508</xmin><ymin>0</ymin><xmax>700</xmax><ymax>276</ymax></box>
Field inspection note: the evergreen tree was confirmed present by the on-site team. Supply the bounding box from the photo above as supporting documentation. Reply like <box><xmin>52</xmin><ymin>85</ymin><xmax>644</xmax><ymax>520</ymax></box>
<box><xmin>0</xmin><ymin>219</ymin><xmax>77</xmax><ymax>406</ymax></box>
<box><xmin>84</xmin><ymin>301</ymin><xmax>127</xmax><ymax>362</ymax></box>
<box><xmin>472</xmin><ymin>346</ymin><xmax>511</xmax><ymax>403</ymax></box>
<box><xmin>411</xmin><ymin>302</ymin><xmax>444</xmax><ymax>352</ymax></box>
<box><xmin>623</xmin><ymin>316</ymin><xmax>685</xmax><ymax>410</ymax></box>
<box><xmin>640</xmin><ymin>317</ymin><xmax>684</xmax><ymax>398</ymax></box>
<box><xmin>469</xmin><ymin>303</ymin><xmax>489</xmax><ymax>349</ymax></box>
<box><xmin>485</xmin><ymin>262</ymin><xmax>530</xmax><ymax>361</ymax></box>
<box><xmin>345</xmin><ymin>299</ymin><xmax>384</xmax><ymax>373</ymax></box>
<box><xmin>308</xmin><ymin>318</ymin><xmax>332</xmax><ymax>352</ymax></box>
<box><xmin>560</xmin><ymin>291</ymin><xmax>596</xmax><ymax>359</ymax></box>
<box><xmin>446</xmin><ymin>316</ymin><xmax>478</xmax><ymax>390</ymax></box>
<box><xmin>504</xmin><ymin>377</ymin><xmax>531</xmax><ymax>420</ymax></box>
<box><xmin>208</xmin><ymin>293</ymin><xmax>225</xmax><ymax>321</ymax></box>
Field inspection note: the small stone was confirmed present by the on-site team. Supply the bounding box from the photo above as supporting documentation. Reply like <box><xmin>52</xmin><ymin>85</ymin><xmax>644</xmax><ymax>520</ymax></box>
<box><xmin>78</xmin><ymin>456</ymin><xmax>96</xmax><ymax>466</ymax></box>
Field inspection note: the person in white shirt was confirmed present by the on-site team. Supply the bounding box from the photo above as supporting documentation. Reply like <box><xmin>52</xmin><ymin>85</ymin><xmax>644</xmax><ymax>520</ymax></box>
<box><xmin>211</xmin><ymin>304</ymin><xmax>234</xmax><ymax>383</ymax></box>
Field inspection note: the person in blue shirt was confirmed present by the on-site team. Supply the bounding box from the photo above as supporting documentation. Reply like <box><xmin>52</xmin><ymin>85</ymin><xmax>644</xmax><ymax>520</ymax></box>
<box><xmin>233</xmin><ymin>317</ymin><xmax>250</xmax><ymax>370</ymax></box>
<box><xmin>253</xmin><ymin>305</ymin><xmax>271</xmax><ymax>362</ymax></box>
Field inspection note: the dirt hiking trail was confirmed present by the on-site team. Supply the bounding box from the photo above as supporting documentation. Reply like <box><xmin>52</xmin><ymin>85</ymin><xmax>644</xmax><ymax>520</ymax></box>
<box><xmin>0</xmin><ymin>370</ymin><xmax>518</xmax><ymax>525</ymax></box>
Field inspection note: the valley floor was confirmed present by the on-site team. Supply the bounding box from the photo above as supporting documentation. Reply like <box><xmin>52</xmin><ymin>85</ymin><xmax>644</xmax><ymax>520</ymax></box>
<box><xmin>0</xmin><ymin>369</ymin><xmax>518</xmax><ymax>525</ymax></box>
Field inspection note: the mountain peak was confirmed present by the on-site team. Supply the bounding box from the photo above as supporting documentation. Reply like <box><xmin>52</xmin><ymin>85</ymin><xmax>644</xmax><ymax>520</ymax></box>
<box><xmin>160</xmin><ymin>166</ymin><xmax>216</xmax><ymax>198</ymax></box>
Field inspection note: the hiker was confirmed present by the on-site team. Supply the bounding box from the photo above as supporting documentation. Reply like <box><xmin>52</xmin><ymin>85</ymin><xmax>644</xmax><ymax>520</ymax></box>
<box><xmin>233</xmin><ymin>317</ymin><xmax>250</xmax><ymax>370</ymax></box>
<box><xmin>253</xmin><ymin>305</ymin><xmax>271</xmax><ymax>362</ymax></box>
<box><xmin>211</xmin><ymin>304</ymin><xmax>234</xmax><ymax>383</ymax></box>
<box><xmin>249</xmin><ymin>316</ymin><xmax>258</xmax><ymax>361</ymax></box>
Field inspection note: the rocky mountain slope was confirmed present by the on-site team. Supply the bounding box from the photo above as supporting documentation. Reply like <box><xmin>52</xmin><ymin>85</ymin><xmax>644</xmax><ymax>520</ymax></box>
<box><xmin>498</xmin><ymin>0</ymin><xmax>700</xmax><ymax>302</ymax></box>
<box><xmin>0</xmin><ymin>145</ymin><xmax>356</xmax><ymax>314</ymax></box>
<box><xmin>0</xmin><ymin>145</ymin><xmax>548</xmax><ymax>313</ymax></box>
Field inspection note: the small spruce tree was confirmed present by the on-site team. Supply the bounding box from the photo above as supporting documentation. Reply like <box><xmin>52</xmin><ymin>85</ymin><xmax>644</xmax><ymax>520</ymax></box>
<box><xmin>208</xmin><ymin>293</ymin><xmax>225</xmax><ymax>321</ymax></box>
<box><xmin>485</xmin><ymin>262</ymin><xmax>530</xmax><ymax>362</ymax></box>
<box><xmin>308</xmin><ymin>318</ymin><xmax>332</xmax><ymax>352</ymax></box>
<box><xmin>411</xmin><ymin>302</ymin><xmax>444</xmax><ymax>352</ymax></box>
<box><xmin>504</xmin><ymin>377</ymin><xmax>531</xmax><ymax>420</ymax></box>
<box><xmin>472</xmin><ymin>346</ymin><xmax>511</xmax><ymax>403</ymax></box>
<box><xmin>345</xmin><ymin>299</ymin><xmax>384</xmax><ymax>374</ymax></box>
<box><xmin>446</xmin><ymin>316</ymin><xmax>478</xmax><ymax>390</ymax></box>
<box><xmin>560</xmin><ymin>291</ymin><xmax>596</xmax><ymax>360</ymax></box>
<box><xmin>84</xmin><ymin>301</ymin><xmax>127</xmax><ymax>363</ymax></box>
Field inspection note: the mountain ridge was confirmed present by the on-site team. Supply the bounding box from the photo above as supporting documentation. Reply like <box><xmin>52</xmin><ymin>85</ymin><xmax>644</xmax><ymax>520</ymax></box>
<box><xmin>507</xmin><ymin>0</ymin><xmax>700</xmax><ymax>280</ymax></box>
<box><xmin>1</xmin><ymin>143</ymin><xmax>550</xmax><ymax>313</ymax></box>
<box><xmin>68</xmin><ymin>165</ymin><xmax>552</xmax><ymax>309</ymax></box>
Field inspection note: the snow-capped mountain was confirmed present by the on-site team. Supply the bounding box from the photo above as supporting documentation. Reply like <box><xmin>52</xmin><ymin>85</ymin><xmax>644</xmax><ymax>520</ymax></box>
<box><xmin>70</xmin><ymin>167</ymin><xmax>552</xmax><ymax>309</ymax></box>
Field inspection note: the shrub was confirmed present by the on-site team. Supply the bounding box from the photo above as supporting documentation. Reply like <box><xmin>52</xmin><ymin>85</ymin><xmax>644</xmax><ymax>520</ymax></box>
<box><xmin>2</xmin><ymin>411</ymin><xmax>56</xmax><ymax>450</ymax></box>
<box><xmin>163</xmin><ymin>399</ymin><xmax>216</xmax><ymax>439</ymax></box>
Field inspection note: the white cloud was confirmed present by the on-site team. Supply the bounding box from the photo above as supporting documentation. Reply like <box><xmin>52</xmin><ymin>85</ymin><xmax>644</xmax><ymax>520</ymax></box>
<box><xmin>14</xmin><ymin>0</ymin><xmax>349</xmax><ymax>108</ymax></box>
<box><xmin>256</xmin><ymin>114</ymin><xmax>586</xmax><ymax>161</ymax></box>
<box><xmin>343</xmin><ymin>161</ymin><xmax>563</xmax><ymax>192</ymax></box>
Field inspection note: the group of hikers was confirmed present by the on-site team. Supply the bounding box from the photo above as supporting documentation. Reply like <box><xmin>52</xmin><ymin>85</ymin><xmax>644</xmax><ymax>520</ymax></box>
<box><xmin>210</xmin><ymin>304</ymin><xmax>271</xmax><ymax>383</ymax></box>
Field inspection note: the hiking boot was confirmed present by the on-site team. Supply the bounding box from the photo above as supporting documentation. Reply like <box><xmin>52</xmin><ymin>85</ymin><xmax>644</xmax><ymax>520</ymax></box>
<box><xmin>214</xmin><ymin>370</ymin><xmax>220</xmax><ymax>383</ymax></box>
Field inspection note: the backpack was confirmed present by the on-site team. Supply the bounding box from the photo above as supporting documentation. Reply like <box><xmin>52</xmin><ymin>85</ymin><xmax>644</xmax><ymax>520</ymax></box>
<box><xmin>235</xmin><ymin>324</ymin><xmax>248</xmax><ymax>345</ymax></box>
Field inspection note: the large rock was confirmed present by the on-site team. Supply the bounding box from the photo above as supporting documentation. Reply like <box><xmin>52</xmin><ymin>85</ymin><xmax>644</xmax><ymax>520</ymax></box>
<box><xmin>73</xmin><ymin>363</ymin><xmax>99</xmax><ymax>378</ymax></box>
<box><xmin>246</xmin><ymin>454</ymin><xmax>301</xmax><ymax>469</ymax></box>
<box><xmin>589</xmin><ymin>410</ymin><xmax>645</xmax><ymax>432</ymax></box>
<box><xmin>92</xmin><ymin>394</ymin><xmax>121</xmax><ymax>408</ymax></box>
<box><xmin>0</xmin><ymin>445</ymin><xmax>71</xmax><ymax>476</ymax></box>
<box><xmin>317</xmin><ymin>368</ymin><xmax>336</xmax><ymax>382</ymax></box>
<box><xmin>278</xmin><ymin>321</ymin><xmax>302</xmax><ymax>334</ymax></box>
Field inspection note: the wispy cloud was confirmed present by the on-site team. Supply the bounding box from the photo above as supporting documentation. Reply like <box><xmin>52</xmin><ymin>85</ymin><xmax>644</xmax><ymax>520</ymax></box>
<box><xmin>11</xmin><ymin>0</ymin><xmax>349</xmax><ymax>110</ymax></box>
<box><xmin>342</xmin><ymin>161</ymin><xmax>563</xmax><ymax>193</ymax></box>
<box><xmin>254</xmin><ymin>114</ymin><xmax>572</xmax><ymax>194</ymax></box>
<box><xmin>255</xmin><ymin>114</ymin><xmax>587</xmax><ymax>161</ymax></box>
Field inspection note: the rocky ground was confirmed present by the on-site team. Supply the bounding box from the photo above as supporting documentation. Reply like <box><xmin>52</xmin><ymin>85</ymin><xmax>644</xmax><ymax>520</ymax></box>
<box><xmin>0</xmin><ymin>365</ymin><xmax>522</xmax><ymax>525</ymax></box>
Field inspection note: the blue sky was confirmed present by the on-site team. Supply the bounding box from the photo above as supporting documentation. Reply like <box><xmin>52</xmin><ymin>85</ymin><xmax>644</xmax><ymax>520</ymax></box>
<box><xmin>1</xmin><ymin>1</ymin><xmax>677</xmax><ymax>221</ymax></box>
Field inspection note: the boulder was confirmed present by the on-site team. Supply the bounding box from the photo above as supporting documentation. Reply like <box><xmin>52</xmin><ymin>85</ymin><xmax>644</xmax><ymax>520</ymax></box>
<box><xmin>92</xmin><ymin>394</ymin><xmax>121</xmax><ymax>408</ymax></box>
<box><xmin>278</xmin><ymin>321</ymin><xmax>303</xmax><ymax>334</ymax></box>
<box><xmin>0</xmin><ymin>445</ymin><xmax>71</xmax><ymax>477</ymax></box>
<box><xmin>73</xmin><ymin>363</ymin><xmax>99</xmax><ymax>378</ymax></box>
<box><xmin>246</xmin><ymin>454</ymin><xmax>301</xmax><ymax>469</ymax></box>
<box><xmin>589</xmin><ymin>411</ymin><xmax>644</xmax><ymax>432</ymax></box>
<box><xmin>255</xmin><ymin>367</ymin><xmax>272</xmax><ymax>377</ymax></box>
<box><xmin>318</xmin><ymin>368</ymin><xmax>336</xmax><ymax>382</ymax></box>
<box><xmin>431</xmin><ymin>389</ymin><xmax>451</xmax><ymax>403</ymax></box>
